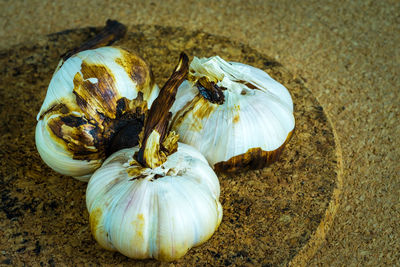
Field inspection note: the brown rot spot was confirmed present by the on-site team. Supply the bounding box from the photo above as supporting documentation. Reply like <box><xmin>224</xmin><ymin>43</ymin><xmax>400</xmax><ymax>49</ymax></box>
<box><xmin>196</xmin><ymin>77</ymin><xmax>225</xmax><ymax>104</ymax></box>
<box><xmin>60</xmin><ymin>115</ymin><xmax>87</xmax><ymax>127</ymax></box>
<box><xmin>171</xmin><ymin>95</ymin><xmax>217</xmax><ymax>133</ymax></box>
<box><xmin>237</xmin><ymin>80</ymin><xmax>259</xmax><ymax>90</ymax></box>
<box><xmin>48</xmin><ymin>115</ymin><xmax>100</xmax><ymax>160</ymax></box>
<box><xmin>73</xmin><ymin>62</ymin><xmax>120</xmax><ymax>122</ymax></box>
<box><xmin>38</xmin><ymin>103</ymin><xmax>69</xmax><ymax>120</ymax></box>
<box><xmin>153</xmin><ymin>174</ymin><xmax>164</xmax><ymax>179</ymax></box>
<box><xmin>162</xmin><ymin>131</ymin><xmax>179</xmax><ymax>155</ymax></box>
<box><xmin>214</xmin><ymin>130</ymin><xmax>294</xmax><ymax>172</ymax></box>
<box><xmin>192</xmin><ymin>96</ymin><xmax>218</xmax><ymax>121</ymax></box>
<box><xmin>115</xmin><ymin>49</ymin><xmax>155</xmax><ymax>98</ymax></box>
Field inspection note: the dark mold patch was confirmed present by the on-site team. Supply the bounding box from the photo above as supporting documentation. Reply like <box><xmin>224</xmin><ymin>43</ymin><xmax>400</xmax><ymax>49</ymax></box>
<box><xmin>106</xmin><ymin>119</ymin><xmax>143</xmax><ymax>157</ymax></box>
<box><xmin>60</xmin><ymin>115</ymin><xmax>87</xmax><ymax>128</ymax></box>
<box><xmin>196</xmin><ymin>77</ymin><xmax>225</xmax><ymax>104</ymax></box>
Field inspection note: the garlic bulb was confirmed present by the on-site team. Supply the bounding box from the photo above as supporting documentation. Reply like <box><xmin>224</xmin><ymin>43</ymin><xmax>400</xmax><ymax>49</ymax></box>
<box><xmin>86</xmin><ymin>53</ymin><xmax>222</xmax><ymax>261</ymax></box>
<box><xmin>86</xmin><ymin>144</ymin><xmax>222</xmax><ymax>261</ymax></box>
<box><xmin>170</xmin><ymin>56</ymin><xmax>295</xmax><ymax>172</ymax></box>
<box><xmin>36</xmin><ymin>47</ymin><xmax>159</xmax><ymax>181</ymax></box>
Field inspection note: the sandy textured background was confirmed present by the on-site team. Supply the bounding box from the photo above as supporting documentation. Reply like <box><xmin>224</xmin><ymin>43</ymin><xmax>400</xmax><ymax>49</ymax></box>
<box><xmin>1</xmin><ymin>0</ymin><xmax>399</xmax><ymax>265</ymax></box>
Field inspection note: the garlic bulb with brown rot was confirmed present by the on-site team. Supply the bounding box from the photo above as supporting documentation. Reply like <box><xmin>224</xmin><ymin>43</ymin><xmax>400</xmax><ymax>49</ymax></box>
<box><xmin>170</xmin><ymin>56</ymin><xmax>295</xmax><ymax>172</ymax></box>
<box><xmin>35</xmin><ymin>46</ymin><xmax>159</xmax><ymax>181</ymax></box>
<box><xmin>86</xmin><ymin>53</ymin><xmax>222</xmax><ymax>261</ymax></box>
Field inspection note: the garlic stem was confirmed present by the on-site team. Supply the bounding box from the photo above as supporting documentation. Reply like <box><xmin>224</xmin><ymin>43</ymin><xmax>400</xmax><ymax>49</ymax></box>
<box><xmin>137</xmin><ymin>52</ymin><xmax>189</xmax><ymax>168</ymax></box>
<box><xmin>61</xmin><ymin>19</ymin><xmax>127</xmax><ymax>61</ymax></box>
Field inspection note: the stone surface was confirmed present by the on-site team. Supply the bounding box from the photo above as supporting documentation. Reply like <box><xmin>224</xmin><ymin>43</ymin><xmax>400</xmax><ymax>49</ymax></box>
<box><xmin>0</xmin><ymin>26</ymin><xmax>338</xmax><ymax>266</ymax></box>
<box><xmin>1</xmin><ymin>0</ymin><xmax>399</xmax><ymax>265</ymax></box>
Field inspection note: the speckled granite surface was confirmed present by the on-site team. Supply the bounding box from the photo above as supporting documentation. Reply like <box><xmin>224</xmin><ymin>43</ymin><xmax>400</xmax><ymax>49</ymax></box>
<box><xmin>0</xmin><ymin>0</ymin><xmax>399</xmax><ymax>266</ymax></box>
<box><xmin>0</xmin><ymin>25</ymin><xmax>338</xmax><ymax>266</ymax></box>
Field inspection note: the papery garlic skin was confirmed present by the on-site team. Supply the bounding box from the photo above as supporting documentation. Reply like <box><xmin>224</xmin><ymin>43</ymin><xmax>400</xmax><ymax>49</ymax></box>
<box><xmin>35</xmin><ymin>47</ymin><xmax>159</xmax><ymax>181</ymax></box>
<box><xmin>86</xmin><ymin>143</ymin><xmax>223</xmax><ymax>261</ymax></box>
<box><xmin>170</xmin><ymin>56</ymin><xmax>295</xmax><ymax>172</ymax></box>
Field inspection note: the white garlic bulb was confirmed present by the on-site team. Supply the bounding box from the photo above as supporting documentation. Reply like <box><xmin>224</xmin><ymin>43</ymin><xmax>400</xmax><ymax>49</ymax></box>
<box><xmin>35</xmin><ymin>47</ymin><xmax>159</xmax><ymax>181</ymax></box>
<box><xmin>86</xmin><ymin>52</ymin><xmax>222</xmax><ymax>261</ymax></box>
<box><xmin>170</xmin><ymin>56</ymin><xmax>295</xmax><ymax>172</ymax></box>
<box><xmin>86</xmin><ymin>144</ymin><xmax>223</xmax><ymax>261</ymax></box>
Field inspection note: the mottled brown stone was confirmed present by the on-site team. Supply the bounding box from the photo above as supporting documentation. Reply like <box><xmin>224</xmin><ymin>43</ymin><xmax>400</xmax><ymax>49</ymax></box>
<box><xmin>0</xmin><ymin>25</ymin><xmax>339</xmax><ymax>266</ymax></box>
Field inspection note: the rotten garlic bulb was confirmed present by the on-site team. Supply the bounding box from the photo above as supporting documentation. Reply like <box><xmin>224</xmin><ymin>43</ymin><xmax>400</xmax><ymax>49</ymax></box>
<box><xmin>86</xmin><ymin>53</ymin><xmax>222</xmax><ymax>261</ymax></box>
<box><xmin>35</xmin><ymin>46</ymin><xmax>159</xmax><ymax>181</ymax></box>
<box><xmin>170</xmin><ymin>56</ymin><xmax>295</xmax><ymax>172</ymax></box>
<box><xmin>86</xmin><ymin>144</ymin><xmax>222</xmax><ymax>261</ymax></box>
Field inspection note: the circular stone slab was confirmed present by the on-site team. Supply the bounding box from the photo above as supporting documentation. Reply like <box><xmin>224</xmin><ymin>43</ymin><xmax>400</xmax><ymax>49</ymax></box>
<box><xmin>0</xmin><ymin>25</ymin><xmax>341</xmax><ymax>266</ymax></box>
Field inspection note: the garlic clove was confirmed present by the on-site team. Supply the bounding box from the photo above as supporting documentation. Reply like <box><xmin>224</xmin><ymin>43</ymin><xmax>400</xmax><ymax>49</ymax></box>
<box><xmin>36</xmin><ymin>47</ymin><xmax>159</xmax><ymax>181</ymax></box>
<box><xmin>170</xmin><ymin>56</ymin><xmax>295</xmax><ymax>172</ymax></box>
<box><xmin>86</xmin><ymin>144</ymin><xmax>223</xmax><ymax>261</ymax></box>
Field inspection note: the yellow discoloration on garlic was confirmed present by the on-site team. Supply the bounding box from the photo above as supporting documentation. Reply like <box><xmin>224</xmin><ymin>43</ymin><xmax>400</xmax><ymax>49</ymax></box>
<box><xmin>233</xmin><ymin>113</ymin><xmax>240</xmax><ymax>123</ymax></box>
<box><xmin>89</xmin><ymin>208</ymin><xmax>103</xmax><ymax>239</ymax></box>
<box><xmin>89</xmin><ymin>207</ymin><xmax>116</xmax><ymax>251</ymax></box>
<box><xmin>192</xmin><ymin>96</ymin><xmax>217</xmax><ymax>121</ymax></box>
<box><xmin>172</xmin><ymin>95</ymin><xmax>217</xmax><ymax>132</ymax></box>
<box><xmin>162</xmin><ymin>131</ymin><xmax>179</xmax><ymax>154</ymax></box>
<box><xmin>158</xmin><ymin>247</ymin><xmax>189</xmax><ymax>262</ymax></box>
<box><xmin>141</xmin><ymin>130</ymin><xmax>166</xmax><ymax>169</ymax></box>
<box><xmin>127</xmin><ymin>93</ymin><xmax>148</xmax><ymax>115</ymax></box>
<box><xmin>232</xmin><ymin>104</ymin><xmax>240</xmax><ymax>123</ymax></box>
<box><xmin>126</xmin><ymin>165</ymin><xmax>146</xmax><ymax>177</ymax></box>
<box><xmin>132</xmin><ymin>213</ymin><xmax>145</xmax><ymax>241</ymax></box>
